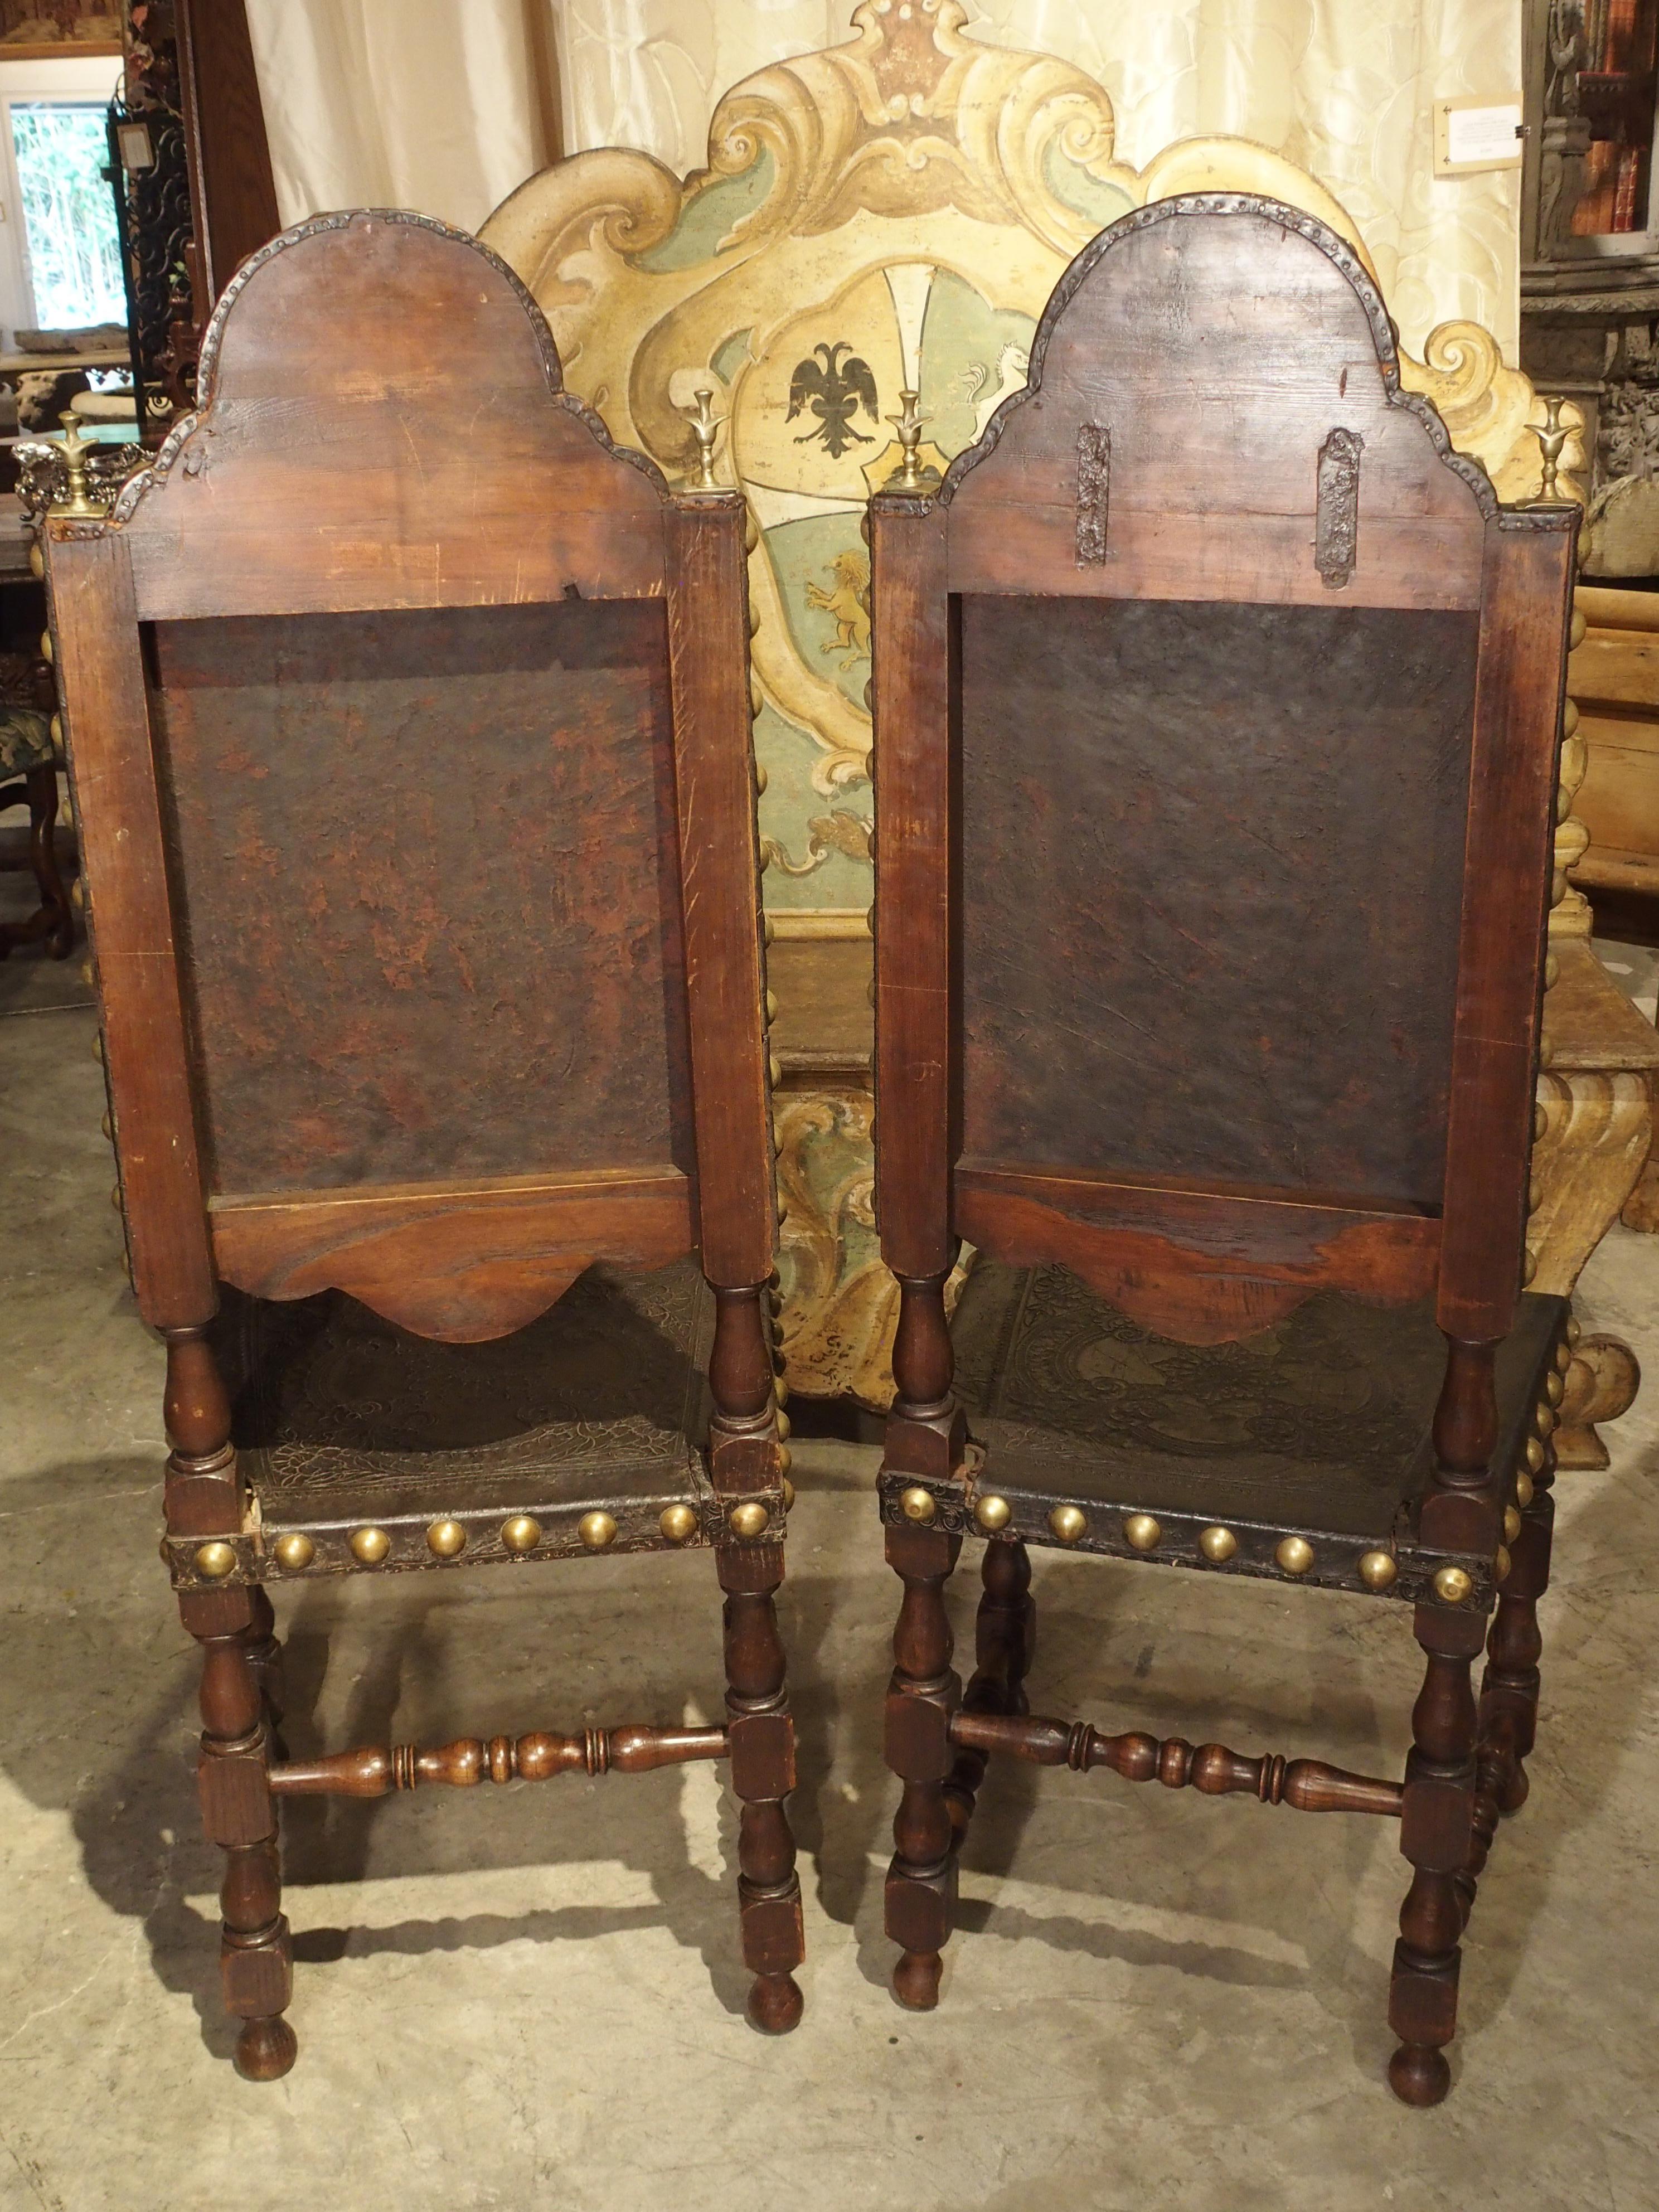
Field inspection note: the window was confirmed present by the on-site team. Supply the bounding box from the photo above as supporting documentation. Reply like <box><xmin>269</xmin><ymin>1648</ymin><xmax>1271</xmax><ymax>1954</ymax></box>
<box><xmin>10</xmin><ymin>100</ymin><xmax>123</xmax><ymax>327</ymax></box>
<box><xmin>0</xmin><ymin>54</ymin><xmax>124</xmax><ymax>344</ymax></box>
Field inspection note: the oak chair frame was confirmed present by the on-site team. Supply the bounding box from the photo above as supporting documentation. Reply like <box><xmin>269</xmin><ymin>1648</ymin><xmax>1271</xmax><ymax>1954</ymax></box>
<box><xmin>869</xmin><ymin>194</ymin><xmax>1578</xmax><ymax>2106</ymax></box>
<box><xmin>43</xmin><ymin>210</ymin><xmax>802</xmax><ymax>2077</ymax></box>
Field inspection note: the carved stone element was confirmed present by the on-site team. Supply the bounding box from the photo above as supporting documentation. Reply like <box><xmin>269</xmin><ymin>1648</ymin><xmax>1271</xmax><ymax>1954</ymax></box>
<box><xmin>1531</xmin><ymin>1066</ymin><xmax>1654</xmax><ymax>1291</ymax></box>
<box><xmin>1315</xmin><ymin>426</ymin><xmax>1363</xmax><ymax>587</ymax></box>
<box><xmin>1555</xmin><ymin>1332</ymin><xmax>1642</xmax><ymax>1469</ymax></box>
<box><xmin>1075</xmin><ymin>425</ymin><xmax>1110</xmax><ymax>565</ymax></box>
<box><xmin>1538</xmin><ymin>115</ymin><xmax>1593</xmax><ymax>259</ymax></box>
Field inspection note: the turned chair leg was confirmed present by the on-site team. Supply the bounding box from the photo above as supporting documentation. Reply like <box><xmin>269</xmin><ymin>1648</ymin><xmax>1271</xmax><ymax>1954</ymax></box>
<box><xmin>183</xmin><ymin>1586</ymin><xmax>295</xmax><ymax>2080</ymax></box>
<box><xmin>242</xmin><ymin>1583</ymin><xmax>287</xmax><ymax>1750</ymax></box>
<box><xmin>884</xmin><ymin>1520</ymin><xmax>962</xmax><ymax>2010</ymax></box>
<box><xmin>27</xmin><ymin>763</ymin><xmax>72</xmax><ymax>958</ymax></box>
<box><xmin>718</xmin><ymin>1544</ymin><xmax>804</xmax><ymax>2033</ymax></box>
<box><xmin>944</xmin><ymin>1536</ymin><xmax>1033</xmax><ymax>1839</ymax></box>
<box><xmin>0</xmin><ymin>764</ymin><xmax>71</xmax><ymax>960</ymax></box>
<box><xmin>1483</xmin><ymin>1437</ymin><xmax>1556</xmax><ymax>1820</ymax></box>
<box><xmin>1387</xmin><ymin>1607</ymin><xmax>1483</xmax><ymax>2107</ymax></box>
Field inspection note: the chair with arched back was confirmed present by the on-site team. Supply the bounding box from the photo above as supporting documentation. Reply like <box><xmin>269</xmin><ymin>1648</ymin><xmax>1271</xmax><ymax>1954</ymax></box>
<box><xmin>43</xmin><ymin>210</ymin><xmax>802</xmax><ymax>2077</ymax></box>
<box><xmin>869</xmin><ymin>194</ymin><xmax>1576</xmax><ymax>2106</ymax></box>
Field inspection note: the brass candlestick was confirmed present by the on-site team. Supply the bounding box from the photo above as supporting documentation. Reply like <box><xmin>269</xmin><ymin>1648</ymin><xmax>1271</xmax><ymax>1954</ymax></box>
<box><xmin>683</xmin><ymin>386</ymin><xmax>723</xmax><ymax>491</ymax></box>
<box><xmin>49</xmin><ymin>413</ymin><xmax>108</xmax><ymax>521</ymax></box>
<box><xmin>886</xmin><ymin>389</ymin><xmax>938</xmax><ymax>493</ymax></box>
<box><xmin>1531</xmin><ymin>394</ymin><xmax>1570</xmax><ymax>504</ymax></box>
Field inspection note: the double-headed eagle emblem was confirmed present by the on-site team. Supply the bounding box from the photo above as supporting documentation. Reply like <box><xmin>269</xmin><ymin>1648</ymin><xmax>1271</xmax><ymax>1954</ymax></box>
<box><xmin>787</xmin><ymin>341</ymin><xmax>879</xmax><ymax>458</ymax></box>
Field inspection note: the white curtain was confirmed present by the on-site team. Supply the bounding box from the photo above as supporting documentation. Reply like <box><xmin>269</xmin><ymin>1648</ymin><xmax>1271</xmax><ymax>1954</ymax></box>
<box><xmin>246</xmin><ymin>0</ymin><xmax>1519</xmax><ymax>358</ymax></box>
<box><xmin>243</xmin><ymin>0</ymin><xmax>561</xmax><ymax>238</ymax></box>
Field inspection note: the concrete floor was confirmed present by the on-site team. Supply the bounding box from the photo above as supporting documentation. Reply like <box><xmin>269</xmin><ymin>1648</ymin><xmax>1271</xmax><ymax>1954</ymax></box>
<box><xmin>3</xmin><ymin>971</ymin><xmax>1658</xmax><ymax>2211</ymax></box>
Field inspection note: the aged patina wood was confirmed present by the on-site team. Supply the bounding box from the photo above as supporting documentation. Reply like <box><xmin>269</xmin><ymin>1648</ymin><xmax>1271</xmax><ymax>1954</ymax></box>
<box><xmin>45</xmin><ymin>209</ymin><xmax>802</xmax><ymax>2076</ymax></box>
<box><xmin>871</xmin><ymin>193</ymin><xmax>1577</xmax><ymax>2107</ymax></box>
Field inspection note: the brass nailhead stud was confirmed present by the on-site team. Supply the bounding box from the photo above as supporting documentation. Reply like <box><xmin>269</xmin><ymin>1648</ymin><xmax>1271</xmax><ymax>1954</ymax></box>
<box><xmin>1358</xmin><ymin>1550</ymin><xmax>1398</xmax><ymax>1591</ymax></box>
<box><xmin>659</xmin><ymin>1503</ymin><xmax>698</xmax><ymax>1544</ymax></box>
<box><xmin>1515</xmin><ymin>1470</ymin><xmax>1535</xmax><ymax>1510</ymax></box>
<box><xmin>194</xmin><ymin>1540</ymin><xmax>236</xmax><ymax>1580</ymax></box>
<box><xmin>1049</xmin><ymin>1505</ymin><xmax>1086</xmax><ymax>1544</ymax></box>
<box><xmin>763</xmin><ymin>916</ymin><xmax>776</xmax><ymax>947</ymax></box>
<box><xmin>729</xmin><ymin>1500</ymin><xmax>770</xmax><ymax>1539</ymax></box>
<box><xmin>1525</xmin><ymin>1435</ymin><xmax>1545</xmax><ymax>1474</ymax></box>
<box><xmin>900</xmin><ymin>1486</ymin><xmax>938</xmax><ymax>1524</ymax></box>
<box><xmin>781</xmin><ymin>1477</ymin><xmax>795</xmax><ymax>1512</ymax></box>
<box><xmin>273</xmin><ymin>1531</ymin><xmax>314</xmax><ymax>1571</ymax></box>
<box><xmin>1123</xmin><ymin>1513</ymin><xmax>1161</xmax><ymax>1552</ymax></box>
<box><xmin>1275</xmin><ymin>1536</ymin><xmax>1314</xmax><ymax>1576</ymax></box>
<box><xmin>1495</xmin><ymin>1546</ymin><xmax>1512</xmax><ymax>1585</ymax></box>
<box><xmin>974</xmin><ymin>1494</ymin><xmax>1012</xmax><ymax>1533</ymax></box>
<box><xmin>1555</xmin><ymin>1339</ymin><xmax>1573</xmax><ymax>1373</ymax></box>
<box><xmin>1521</xmin><ymin>1248</ymin><xmax>1538</xmax><ymax>1286</ymax></box>
<box><xmin>28</xmin><ymin>540</ymin><xmax>42</xmax><ymax>578</ymax></box>
<box><xmin>1198</xmin><ymin>1525</ymin><xmax>1237</xmax><ymax>1563</ymax></box>
<box><xmin>502</xmin><ymin>1515</ymin><xmax>542</xmax><ymax>1555</ymax></box>
<box><xmin>755</xmin><ymin>763</ymin><xmax>768</xmax><ymax>794</ymax></box>
<box><xmin>1534</xmin><ymin>1104</ymin><xmax>1548</xmax><ymax>1141</ymax></box>
<box><xmin>777</xmin><ymin>1444</ymin><xmax>792</xmax><ymax>1476</ymax></box>
<box><xmin>1536</xmin><ymin>1404</ymin><xmax>1558</xmax><ymax>1439</ymax></box>
<box><xmin>39</xmin><ymin>628</ymin><xmax>51</xmax><ymax>663</ymax></box>
<box><xmin>765</xmin><ymin>989</ymin><xmax>778</xmax><ymax>1023</ymax></box>
<box><xmin>1504</xmin><ymin>1506</ymin><xmax>1522</xmax><ymax>1544</ymax></box>
<box><xmin>769</xmin><ymin>1054</ymin><xmax>783</xmax><ymax>1086</ymax></box>
<box><xmin>1567</xmin><ymin>1316</ymin><xmax>1582</xmax><ymax>1348</ymax></box>
<box><xmin>578</xmin><ymin>1511</ymin><xmax>617</xmax><ymax>1550</ymax></box>
<box><xmin>776</xmin><ymin>1410</ymin><xmax>791</xmax><ymax>1441</ymax></box>
<box><xmin>1545</xmin><ymin>1368</ymin><xmax>1564</xmax><ymax>1406</ymax></box>
<box><xmin>1433</xmin><ymin>1565</ymin><xmax>1473</xmax><ymax>1605</ymax></box>
<box><xmin>350</xmin><ymin>1526</ymin><xmax>391</xmax><ymax>1565</ymax></box>
<box><xmin>426</xmin><ymin>1519</ymin><xmax>466</xmax><ymax>1559</ymax></box>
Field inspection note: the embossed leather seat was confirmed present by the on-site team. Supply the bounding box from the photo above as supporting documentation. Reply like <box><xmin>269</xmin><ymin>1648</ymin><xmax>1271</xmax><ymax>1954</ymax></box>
<box><xmin>218</xmin><ymin>1261</ymin><xmax>720</xmax><ymax>1565</ymax></box>
<box><xmin>952</xmin><ymin>1267</ymin><xmax>1560</xmax><ymax>1585</ymax></box>
<box><xmin>44</xmin><ymin>211</ymin><xmax>802</xmax><ymax>2079</ymax></box>
<box><xmin>867</xmin><ymin>195</ymin><xmax>1578</xmax><ymax>2106</ymax></box>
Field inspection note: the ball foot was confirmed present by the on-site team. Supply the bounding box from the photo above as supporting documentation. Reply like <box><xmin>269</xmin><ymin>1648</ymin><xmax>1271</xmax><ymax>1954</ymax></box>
<box><xmin>1498</xmin><ymin>1760</ymin><xmax>1531</xmax><ymax>1817</ymax></box>
<box><xmin>1388</xmin><ymin>2041</ymin><xmax>1450</xmax><ymax>2107</ymax></box>
<box><xmin>234</xmin><ymin>2014</ymin><xmax>297</xmax><ymax>2082</ymax></box>
<box><xmin>892</xmin><ymin>1949</ymin><xmax>942</xmax><ymax>2011</ymax></box>
<box><xmin>746</xmin><ymin>1972</ymin><xmax>804</xmax><ymax>2034</ymax></box>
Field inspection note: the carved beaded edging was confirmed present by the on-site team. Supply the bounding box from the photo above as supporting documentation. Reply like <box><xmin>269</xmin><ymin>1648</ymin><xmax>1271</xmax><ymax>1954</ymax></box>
<box><xmin>81</xmin><ymin>209</ymin><xmax>671</xmax><ymax>536</ymax></box>
<box><xmin>918</xmin><ymin>192</ymin><xmax>1505</xmax><ymax>523</ymax></box>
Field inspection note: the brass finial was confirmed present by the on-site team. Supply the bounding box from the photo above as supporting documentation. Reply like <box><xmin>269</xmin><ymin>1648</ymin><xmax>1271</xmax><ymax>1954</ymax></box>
<box><xmin>50</xmin><ymin>411</ymin><xmax>107</xmax><ymax>521</ymax></box>
<box><xmin>1531</xmin><ymin>394</ymin><xmax>1570</xmax><ymax>503</ymax></box>
<box><xmin>886</xmin><ymin>389</ymin><xmax>937</xmax><ymax>493</ymax></box>
<box><xmin>684</xmin><ymin>385</ymin><xmax>722</xmax><ymax>490</ymax></box>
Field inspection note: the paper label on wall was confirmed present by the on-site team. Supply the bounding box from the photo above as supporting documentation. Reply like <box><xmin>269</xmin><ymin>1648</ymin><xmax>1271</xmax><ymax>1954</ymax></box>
<box><xmin>1436</xmin><ymin>99</ymin><xmax>1524</xmax><ymax>174</ymax></box>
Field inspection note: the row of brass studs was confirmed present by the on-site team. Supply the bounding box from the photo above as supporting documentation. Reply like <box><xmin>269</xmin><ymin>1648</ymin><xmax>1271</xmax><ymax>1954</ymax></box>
<box><xmin>192</xmin><ymin>1483</ymin><xmax>797</xmax><ymax>1582</ymax></box>
<box><xmin>900</xmin><ymin>1330</ymin><xmax>1573</xmax><ymax>1605</ymax></box>
<box><xmin>900</xmin><ymin>1484</ymin><xmax>1404</xmax><ymax>1592</ymax></box>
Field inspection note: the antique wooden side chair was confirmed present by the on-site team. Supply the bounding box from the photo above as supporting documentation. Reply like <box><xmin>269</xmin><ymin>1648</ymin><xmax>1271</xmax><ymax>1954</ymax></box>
<box><xmin>42</xmin><ymin>211</ymin><xmax>801</xmax><ymax>2079</ymax></box>
<box><xmin>869</xmin><ymin>193</ymin><xmax>1578</xmax><ymax>2106</ymax></box>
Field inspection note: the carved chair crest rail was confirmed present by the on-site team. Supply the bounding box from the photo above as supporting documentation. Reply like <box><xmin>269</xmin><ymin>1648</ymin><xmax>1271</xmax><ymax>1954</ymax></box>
<box><xmin>869</xmin><ymin>193</ymin><xmax>1578</xmax><ymax>2109</ymax></box>
<box><xmin>42</xmin><ymin>208</ymin><xmax>802</xmax><ymax>2077</ymax></box>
